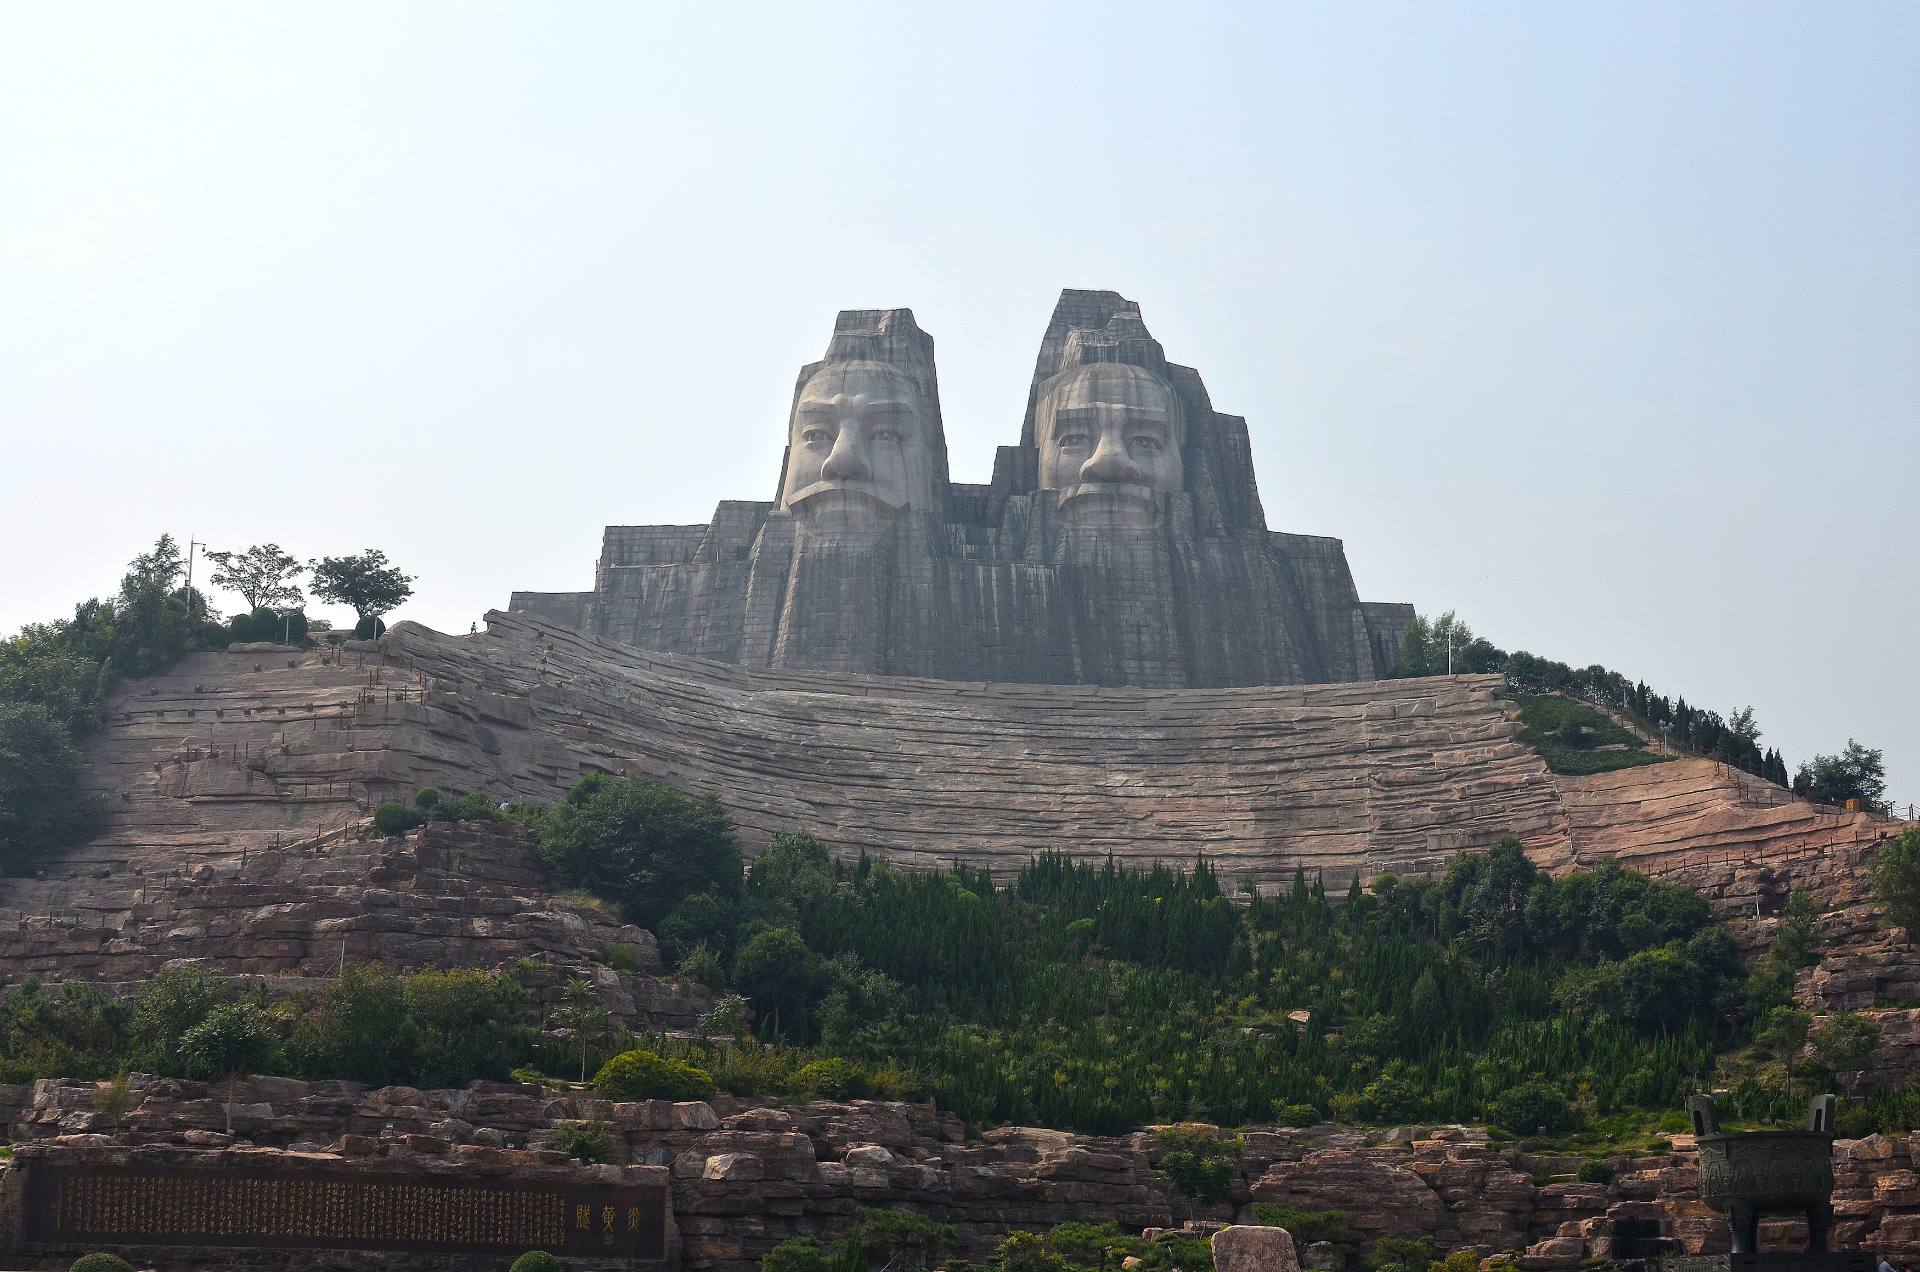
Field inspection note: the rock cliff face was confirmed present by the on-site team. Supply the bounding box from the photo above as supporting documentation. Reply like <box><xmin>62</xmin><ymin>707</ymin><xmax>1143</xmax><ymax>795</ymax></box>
<box><xmin>4</xmin><ymin>1085</ymin><xmax>1920</xmax><ymax>1272</ymax></box>
<box><xmin>511</xmin><ymin>292</ymin><xmax>1413</xmax><ymax>688</ymax></box>
<box><xmin>52</xmin><ymin>610</ymin><xmax>1907</xmax><ymax>910</ymax></box>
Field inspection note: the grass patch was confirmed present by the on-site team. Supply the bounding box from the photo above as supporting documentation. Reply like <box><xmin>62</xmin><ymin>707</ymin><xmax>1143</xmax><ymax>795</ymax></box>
<box><xmin>1514</xmin><ymin>695</ymin><xmax>1674</xmax><ymax>775</ymax></box>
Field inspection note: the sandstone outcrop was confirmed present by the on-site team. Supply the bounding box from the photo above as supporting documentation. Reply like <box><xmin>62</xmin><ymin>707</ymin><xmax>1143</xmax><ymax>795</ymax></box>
<box><xmin>4</xmin><ymin>1085</ymin><xmax>1920</xmax><ymax>1272</ymax></box>
<box><xmin>1212</xmin><ymin>1225</ymin><xmax>1300</xmax><ymax>1272</ymax></box>
<box><xmin>0</xmin><ymin>814</ymin><xmax>710</xmax><ymax>1030</ymax></box>
<box><xmin>39</xmin><ymin>605</ymin><xmax>1907</xmax><ymax>943</ymax></box>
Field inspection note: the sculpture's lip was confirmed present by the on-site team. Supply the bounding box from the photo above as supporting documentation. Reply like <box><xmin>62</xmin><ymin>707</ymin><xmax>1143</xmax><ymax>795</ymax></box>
<box><xmin>1057</xmin><ymin>482</ymin><xmax>1161</xmax><ymax>527</ymax></box>
<box><xmin>786</xmin><ymin>482</ymin><xmax>906</xmax><ymax>524</ymax></box>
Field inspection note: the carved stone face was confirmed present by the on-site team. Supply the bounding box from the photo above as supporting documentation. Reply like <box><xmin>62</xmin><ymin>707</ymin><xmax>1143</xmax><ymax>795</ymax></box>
<box><xmin>779</xmin><ymin>361</ymin><xmax>935</xmax><ymax>528</ymax></box>
<box><xmin>1035</xmin><ymin>362</ymin><xmax>1183</xmax><ymax>527</ymax></box>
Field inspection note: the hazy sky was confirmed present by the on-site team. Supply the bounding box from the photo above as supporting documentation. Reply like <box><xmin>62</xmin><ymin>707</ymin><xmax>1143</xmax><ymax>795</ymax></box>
<box><xmin>3</xmin><ymin>3</ymin><xmax>1915</xmax><ymax>805</ymax></box>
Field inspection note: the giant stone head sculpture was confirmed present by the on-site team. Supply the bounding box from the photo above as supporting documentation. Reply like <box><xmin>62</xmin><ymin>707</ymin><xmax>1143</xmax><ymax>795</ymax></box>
<box><xmin>777</xmin><ymin>310</ymin><xmax>944</xmax><ymax>530</ymax></box>
<box><xmin>1035</xmin><ymin>360</ymin><xmax>1185</xmax><ymax>528</ymax></box>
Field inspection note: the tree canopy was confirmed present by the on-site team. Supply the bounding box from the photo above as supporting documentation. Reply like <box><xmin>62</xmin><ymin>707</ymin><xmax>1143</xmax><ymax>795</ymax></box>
<box><xmin>205</xmin><ymin>543</ymin><xmax>305</xmax><ymax>611</ymax></box>
<box><xmin>534</xmin><ymin>773</ymin><xmax>743</xmax><ymax>932</ymax></box>
<box><xmin>309</xmin><ymin>549</ymin><xmax>415</xmax><ymax>623</ymax></box>
<box><xmin>1793</xmin><ymin>741</ymin><xmax>1888</xmax><ymax>810</ymax></box>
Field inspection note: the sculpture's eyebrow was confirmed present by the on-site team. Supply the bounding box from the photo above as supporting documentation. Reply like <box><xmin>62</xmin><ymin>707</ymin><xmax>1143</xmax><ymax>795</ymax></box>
<box><xmin>1056</xmin><ymin>403</ymin><xmax>1170</xmax><ymax>421</ymax></box>
<box><xmin>799</xmin><ymin>393</ymin><xmax>913</xmax><ymax>412</ymax></box>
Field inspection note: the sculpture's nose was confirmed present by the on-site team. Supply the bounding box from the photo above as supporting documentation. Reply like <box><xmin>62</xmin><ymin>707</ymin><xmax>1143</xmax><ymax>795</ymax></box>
<box><xmin>822</xmin><ymin>424</ymin><xmax>871</xmax><ymax>483</ymax></box>
<box><xmin>1081</xmin><ymin>430</ymin><xmax>1143</xmax><ymax>484</ymax></box>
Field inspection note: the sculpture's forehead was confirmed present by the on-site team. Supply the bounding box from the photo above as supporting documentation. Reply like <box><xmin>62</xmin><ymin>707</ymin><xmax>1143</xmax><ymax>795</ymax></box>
<box><xmin>798</xmin><ymin>362</ymin><xmax>917</xmax><ymax>408</ymax></box>
<box><xmin>1046</xmin><ymin>364</ymin><xmax>1175</xmax><ymax>413</ymax></box>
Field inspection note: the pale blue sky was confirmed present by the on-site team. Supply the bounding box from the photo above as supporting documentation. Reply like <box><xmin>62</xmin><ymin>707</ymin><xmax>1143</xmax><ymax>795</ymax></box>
<box><xmin>3</xmin><ymin>3</ymin><xmax>1915</xmax><ymax>803</ymax></box>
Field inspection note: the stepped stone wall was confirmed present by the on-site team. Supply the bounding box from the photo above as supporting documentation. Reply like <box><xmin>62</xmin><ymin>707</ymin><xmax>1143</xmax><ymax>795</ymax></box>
<box><xmin>48</xmin><ymin>610</ymin><xmax>1908</xmax><ymax>919</ymax></box>
<box><xmin>3</xmin><ymin>1085</ymin><xmax>1920</xmax><ymax>1272</ymax></box>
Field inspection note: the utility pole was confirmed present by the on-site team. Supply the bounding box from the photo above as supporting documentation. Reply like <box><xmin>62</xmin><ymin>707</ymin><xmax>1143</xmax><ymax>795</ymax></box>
<box><xmin>185</xmin><ymin>538</ymin><xmax>203</xmax><ymax>594</ymax></box>
<box><xmin>1446</xmin><ymin>624</ymin><xmax>1455</xmax><ymax>675</ymax></box>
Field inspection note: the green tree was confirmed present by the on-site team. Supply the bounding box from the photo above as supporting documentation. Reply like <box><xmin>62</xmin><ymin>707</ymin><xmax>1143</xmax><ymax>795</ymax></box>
<box><xmin>1872</xmin><ymin>829</ymin><xmax>1920</xmax><ymax>941</ymax></box>
<box><xmin>0</xmin><ymin>626</ymin><xmax>100</xmax><ymax>732</ymax></box>
<box><xmin>105</xmin><ymin>535</ymin><xmax>217</xmax><ymax>676</ymax></box>
<box><xmin>309</xmin><ymin>549</ymin><xmax>415</xmax><ymax>629</ymax></box>
<box><xmin>553</xmin><ymin>978</ymin><xmax>611</xmax><ymax>1083</ymax></box>
<box><xmin>1807</xmin><ymin>1013</ymin><xmax>1880</xmax><ymax>1096</ymax></box>
<box><xmin>1754</xmin><ymin>1006</ymin><xmax>1812</xmax><ymax>1097</ymax></box>
<box><xmin>1794</xmin><ymin>741</ymin><xmax>1888</xmax><ymax>810</ymax></box>
<box><xmin>404</xmin><ymin>969</ymin><xmax>531</xmax><ymax>1086</ymax></box>
<box><xmin>177</xmin><ymin>1001</ymin><xmax>280</xmax><ymax>1132</ymax></box>
<box><xmin>289</xmin><ymin>963</ymin><xmax>420</xmax><ymax>1085</ymax></box>
<box><xmin>731</xmin><ymin>927</ymin><xmax>817</xmax><ymax>1038</ymax></box>
<box><xmin>128</xmin><ymin>965</ymin><xmax>234</xmax><ymax>1071</ymax></box>
<box><xmin>0</xmin><ymin>702</ymin><xmax>96</xmax><ymax>873</ymax></box>
<box><xmin>205</xmin><ymin>543</ymin><xmax>304</xmax><ymax>612</ymax></box>
<box><xmin>538</xmin><ymin>774</ymin><xmax>742</xmax><ymax>931</ymax></box>
<box><xmin>1393</xmin><ymin>611</ymin><xmax>1505</xmax><ymax>678</ymax></box>
<box><xmin>1768</xmin><ymin>889</ymin><xmax>1824</xmax><ymax>973</ymax></box>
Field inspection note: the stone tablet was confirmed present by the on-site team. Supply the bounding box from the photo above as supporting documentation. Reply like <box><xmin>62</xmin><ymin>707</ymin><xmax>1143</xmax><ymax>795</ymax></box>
<box><xmin>21</xmin><ymin>1161</ymin><xmax>668</xmax><ymax>1262</ymax></box>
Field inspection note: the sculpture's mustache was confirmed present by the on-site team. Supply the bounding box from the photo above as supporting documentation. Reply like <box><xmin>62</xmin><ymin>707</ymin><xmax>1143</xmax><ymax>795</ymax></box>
<box><xmin>787</xmin><ymin>481</ymin><xmax>905</xmax><ymax>516</ymax></box>
<box><xmin>1056</xmin><ymin>482</ymin><xmax>1161</xmax><ymax>528</ymax></box>
<box><xmin>1059</xmin><ymin>482</ymin><xmax>1158</xmax><ymax>505</ymax></box>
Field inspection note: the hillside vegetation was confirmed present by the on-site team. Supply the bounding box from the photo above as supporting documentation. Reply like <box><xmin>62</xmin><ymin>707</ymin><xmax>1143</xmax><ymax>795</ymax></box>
<box><xmin>499</xmin><ymin>775</ymin><xmax>1881</xmax><ymax>1135</ymax></box>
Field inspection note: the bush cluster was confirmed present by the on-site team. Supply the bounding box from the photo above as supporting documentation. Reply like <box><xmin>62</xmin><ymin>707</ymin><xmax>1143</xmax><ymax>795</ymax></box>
<box><xmin>372</xmin><ymin>787</ymin><xmax>504</xmax><ymax>837</ymax></box>
<box><xmin>225</xmin><ymin>607</ymin><xmax>308</xmax><ymax>645</ymax></box>
<box><xmin>1153</xmin><ymin>1128</ymin><xmax>1240</xmax><ymax>1201</ymax></box>
<box><xmin>592</xmin><ymin>1049</ymin><xmax>715</xmax><ymax>1101</ymax></box>
<box><xmin>0</xmin><ymin>962</ymin><xmax>532</xmax><ymax>1090</ymax></box>
<box><xmin>512</xmin><ymin>770</ymin><xmax>1795</xmax><ymax>1136</ymax></box>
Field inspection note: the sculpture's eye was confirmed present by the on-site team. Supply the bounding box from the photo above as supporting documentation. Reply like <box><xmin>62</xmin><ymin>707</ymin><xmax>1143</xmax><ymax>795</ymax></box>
<box><xmin>1129</xmin><ymin>436</ymin><xmax>1163</xmax><ymax>455</ymax></box>
<box><xmin>802</xmin><ymin>428</ymin><xmax>833</xmax><ymax>446</ymax></box>
<box><xmin>1059</xmin><ymin>433</ymin><xmax>1092</xmax><ymax>450</ymax></box>
<box><xmin>870</xmin><ymin>429</ymin><xmax>902</xmax><ymax>444</ymax></box>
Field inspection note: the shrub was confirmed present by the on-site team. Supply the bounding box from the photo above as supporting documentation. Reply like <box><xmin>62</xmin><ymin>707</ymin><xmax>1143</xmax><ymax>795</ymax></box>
<box><xmin>1135</xmin><ymin>1234</ymin><xmax>1213</xmax><ymax>1272</ymax></box>
<box><xmin>0</xmin><ymin>702</ymin><xmax>97</xmax><ymax>873</ymax></box>
<box><xmin>1271</xmin><ymin>1101</ymin><xmax>1320</xmax><ymax>1127</ymax></box>
<box><xmin>1046</xmin><ymin>1221</ymin><xmax>1136</xmax><ymax>1267</ymax></box>
<box><xmin>791</xmin><ymin>1057</ymin><xmax>866</xmax><ymax>1100</ymax></box>
<box><xmin>352</xmin><ymin>615</ymin><xmax>387</xmax><ymax>640</ymax></box>
<box><xmin>992</xmin><ymin>1231</ymin><xmax>1065</xmax><ymax>1272</ymax></box>
<box><xmin>1577</xmin><ymin>1160</ymin><xmax>1615</xmax><ymax>1185</ymax></box>
<box><xmin>607</xmin><ymin>943</ymin><xmax>646</xmax><ymax>975</ymax></box>
<box><xmin>1873</xmin><ymin>829</ymin><xmax>1920</xmax><ymax>941</ymax></box>
<box><xmin>1488</xmin><ymin>1080</ymin><xmax>1578</xmax><ymax>1135</ymax></box>
<box><xmin>70</xmin><ymin>1255</ymin><xmax>136</xmax><ymax>1272</ymax></box>
<box><xmin>763</xmin><ymin>1237</ymin><xmax>830</xmax><ymax>1272</ymax></box>
<box><xmin>1432</xmin><ymin>1254</ymin><xmax>1481</xmax><ymax>1272</ymax></box>
<box><xmin>372</xmin><ymin>802</ymin><xmax>428</xmax><ymax>836</ymax></box>
<box><xmin>1153</xmin><ymin>1129</ymin><xmax>1240</xmax><ymax>1201</ymax></box>
<box><xmin>538</xmin><ymin>773</ymin><xmax>742</xmax><ymax>932</ymax></box>
<box><xmin>848</xmin><ymin>1206</ymin><xmax>955</xmax><ymax>1269</ymax></box>
<box><xmin>548</xmin><ymin>1118</ymin><xmax>618</xmax><ymax>1164</ymax></box>
<box><xmin>510</xmin><ymin>1252</ymin><xmax>567</xmax><ymax>1272</ymax></box>
<box><xmin>1369</xmin><ymin>1237</ymin><xmax>1438</xmax><ymax>1272</ymax></box>
<box><xmin>592</xmin><ymin>1049</ymin><xmax>715</xmax><ymax>1101</ymax></box>
<box><xmin>676</xmin><ymin>943</ymin><xmax>726</xmax><ymax>988</ymax></box>
<box><xmin>1250</xmin><ymin>1205</ymin><xmax>1350</xmax><ymax>1244</ymax></box>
